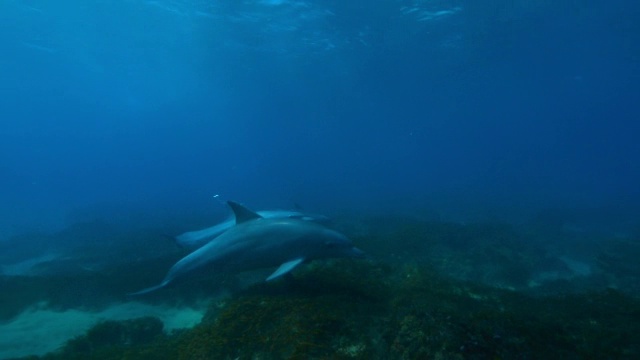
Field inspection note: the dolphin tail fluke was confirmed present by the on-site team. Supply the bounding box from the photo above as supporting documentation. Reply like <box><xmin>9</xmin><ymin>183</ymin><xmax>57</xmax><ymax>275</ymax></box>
<box><xmin>128</xmin><ymin>281</ymin><xmax>169</xmax><ymax>296</ymax></box>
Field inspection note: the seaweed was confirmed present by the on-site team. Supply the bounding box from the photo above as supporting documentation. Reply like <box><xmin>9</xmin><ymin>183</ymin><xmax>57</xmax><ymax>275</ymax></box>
<box><xmin>7</xmin><ymin>216</ymin><xmax>640</xmax><ymax>359</ymax></box>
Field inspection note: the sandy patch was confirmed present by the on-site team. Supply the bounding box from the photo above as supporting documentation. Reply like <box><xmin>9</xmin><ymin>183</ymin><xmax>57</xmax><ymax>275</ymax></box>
<box><xmin>0</xmin><ymin>301</ymin><xmax>206</xmax><ymax>359</ymax></box>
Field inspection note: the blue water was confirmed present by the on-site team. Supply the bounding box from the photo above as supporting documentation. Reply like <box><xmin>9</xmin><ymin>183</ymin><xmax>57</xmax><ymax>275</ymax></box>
<box><xmin>2</xmin><ymin>2</ymin><xmax>640</xmax><ymax>358</ymax></box>
<box><xmin>1</xmin><ymin>0</ymin><xmax>639</xmax><ymax>234</ymax></box>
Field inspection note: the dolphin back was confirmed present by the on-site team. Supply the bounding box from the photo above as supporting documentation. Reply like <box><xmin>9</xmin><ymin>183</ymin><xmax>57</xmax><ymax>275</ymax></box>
<box><xmin>175</xmin><ymin>208</ymin><xmax>329</xmax><ymax>250</ymax></box>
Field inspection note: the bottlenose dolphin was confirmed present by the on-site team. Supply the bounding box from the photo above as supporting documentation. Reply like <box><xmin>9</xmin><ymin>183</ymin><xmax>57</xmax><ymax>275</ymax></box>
<box><xmin>175</xmin><ymin>209</ymin><xmax>328</xmax><ymax>249</ymax></box>
<box><xmin>131</xmin><ymin>201</ymin><xmax>364</xmax><ymax>295</ymax></box>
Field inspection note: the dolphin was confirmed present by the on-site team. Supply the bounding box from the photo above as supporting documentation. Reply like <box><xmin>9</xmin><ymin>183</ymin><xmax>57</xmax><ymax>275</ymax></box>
<box><xmin>131</xmin><ymin>201</ymin><xmax>364</xmax><ymax>295</ymax></box>
<box><xmin>175</xmin><ymin>209</ymin><xmax>329</xmax><ymax>249</ymax></box>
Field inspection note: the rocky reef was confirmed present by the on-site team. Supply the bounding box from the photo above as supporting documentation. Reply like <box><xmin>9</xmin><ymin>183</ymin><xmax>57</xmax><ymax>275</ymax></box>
<box><xmin>5</xmin><ymin>215</ymin><xmax>640</xmax><ymax>359</ymax></box>
<box><xmin>19</xmin><ymin>259</ymin><xmax>638</xmax><ymax>360</ymax></box>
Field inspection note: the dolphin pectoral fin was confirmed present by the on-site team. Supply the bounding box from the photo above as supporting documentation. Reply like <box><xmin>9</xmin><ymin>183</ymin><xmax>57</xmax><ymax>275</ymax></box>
<box><xmin>266</xmin><ymin>258</ymin><xmax>305</xmax><ymax>281</ymax></box>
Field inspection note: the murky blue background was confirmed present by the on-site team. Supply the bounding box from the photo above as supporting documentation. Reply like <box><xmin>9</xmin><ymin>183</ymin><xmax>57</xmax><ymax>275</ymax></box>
<box><xmin>1</xmin><ymin>0</ymin><xmax>639</xmax><ymax>234</ymax></box>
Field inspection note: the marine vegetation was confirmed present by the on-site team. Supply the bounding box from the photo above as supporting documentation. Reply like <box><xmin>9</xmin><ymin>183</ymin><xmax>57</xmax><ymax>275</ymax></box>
<box><xmin>25</xmin><ymin>259</ymin><xmax>639</xmax><ymax>360</ymax></box>
<box><xmin>7</xmin><ymin>216</ymin><xmax>640</xmax><ymax>359</ymax></box>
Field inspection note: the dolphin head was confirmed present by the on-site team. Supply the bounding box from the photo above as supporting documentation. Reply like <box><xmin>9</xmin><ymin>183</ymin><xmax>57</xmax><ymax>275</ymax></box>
<box><xmin>313</xmin><ymin>228</ymin><xmax>366</xmax><ymax>260</ymax></box>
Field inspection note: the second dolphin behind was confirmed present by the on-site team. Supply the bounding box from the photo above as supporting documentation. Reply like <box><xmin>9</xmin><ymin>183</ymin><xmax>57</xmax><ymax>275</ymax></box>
<box><xmin>175</xmin><ymin>208</ymin><xmax>329</xmax><ymax>249</ymax></box>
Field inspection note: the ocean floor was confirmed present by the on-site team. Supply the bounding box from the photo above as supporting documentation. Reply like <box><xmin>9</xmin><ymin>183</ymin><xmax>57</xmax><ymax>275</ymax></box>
<box><xmin>1</xmin><ymin>213</ymin><xmax>639</xmax><ymax>359</ymax></box>
<box><xmin>0</xmin><ymin>301</ymin><xmax>205</xmax><ymax>359</ymax></box>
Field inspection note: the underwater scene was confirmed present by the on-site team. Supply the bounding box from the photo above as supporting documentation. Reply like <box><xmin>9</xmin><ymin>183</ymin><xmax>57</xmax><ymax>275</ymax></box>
<box><xmin>1</xmin><ymin>0</ymin><xmax>639</xmax><ymax>359</ymax></box>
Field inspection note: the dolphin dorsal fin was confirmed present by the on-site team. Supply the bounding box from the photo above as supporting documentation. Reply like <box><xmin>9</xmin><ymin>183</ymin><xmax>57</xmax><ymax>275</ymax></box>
<box><xmin>228</xmin><ymin>201</ymin><xmax>263</xmax><ymax>224</ymax></box>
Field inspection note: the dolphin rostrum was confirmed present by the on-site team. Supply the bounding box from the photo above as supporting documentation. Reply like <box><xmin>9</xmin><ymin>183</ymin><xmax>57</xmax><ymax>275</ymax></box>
<box><xmin>175</xmin><ymin>209</ymin><xmax>329</xmax><ymax>249</ymax></box>
<box><xmin>131</xmin><ymin>201</ymin><xmax>364</xmax><ymax>295</ymax></box>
